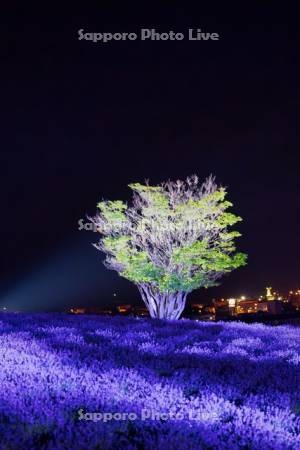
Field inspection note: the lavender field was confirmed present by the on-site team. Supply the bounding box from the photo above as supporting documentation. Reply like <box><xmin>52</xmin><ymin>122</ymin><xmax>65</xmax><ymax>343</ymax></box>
<box><xmin>0</xmin><ymin>314</ymin><xmax>300</xmax><ymax>449</ymax></box>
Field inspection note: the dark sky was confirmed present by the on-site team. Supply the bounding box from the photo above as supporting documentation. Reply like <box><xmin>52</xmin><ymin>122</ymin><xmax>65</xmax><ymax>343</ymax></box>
<box><xmin>1</xmin><ymin>5</ymin><xmax>300</xmax><ymax>310</ymax></box>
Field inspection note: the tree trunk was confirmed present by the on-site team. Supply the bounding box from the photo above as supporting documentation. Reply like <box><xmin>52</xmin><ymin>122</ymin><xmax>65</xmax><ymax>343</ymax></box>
<box><xmin>137</xmin><ymin>284</ymin><xmax>187</xmax><ymax>320</ymax></box>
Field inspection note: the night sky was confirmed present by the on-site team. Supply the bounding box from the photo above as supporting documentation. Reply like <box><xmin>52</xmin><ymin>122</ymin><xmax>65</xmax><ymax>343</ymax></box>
<box><xmin>1</xmin><ymin>6</ymin><xmax>300</xmax><ymax>310</ymax></box>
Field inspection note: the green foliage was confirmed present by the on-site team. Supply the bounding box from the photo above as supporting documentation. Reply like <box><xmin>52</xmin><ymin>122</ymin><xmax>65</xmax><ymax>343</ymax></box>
<box><xmin>94</xmin><ymin>177</ymin><xmax>247</xmax><ymax>294</ymax></box>
<box><xmin>97</xmin><ymin>200</ymin><xmax>127</xmax><ymax>222</ymax></box>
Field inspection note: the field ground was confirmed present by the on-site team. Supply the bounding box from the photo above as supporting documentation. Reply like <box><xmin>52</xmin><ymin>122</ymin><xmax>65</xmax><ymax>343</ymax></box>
<box><xmin>0</xmin><ymin>313</ymin><xmax>300</xmax><ymax>449</ymax></box>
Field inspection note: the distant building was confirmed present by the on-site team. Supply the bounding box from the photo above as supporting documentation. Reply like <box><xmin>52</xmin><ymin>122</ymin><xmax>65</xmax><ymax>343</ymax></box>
<box><xmin>265</xmin><ymin>286</ymin><xmax>285</xmax><ymax>302</ymax></box>
<box><xmin>266</xmin><ymin>287</ymin><xmax>275</xmax><ymax>301</ymax></box>
<box><xmin>236</xmin><ymin>300</ymin><xmax>258</xmax><ymax>315</ymax></box>
<box><xmin>235</xmin><ymin>298</ymin><xmax>284</xmax><ymax>315</ymax></box>
<box><xmin>288</xmin><ymin>290</ymin><xmax>300</xmax><ymax>310</ymax></box>
<box><xmin>213</xmin><ymin>298</ymin><xmax>228</xmax><ymax>308</ymax></box>
<box><xmin>202</xmin><ymin>305</ymin><xmax>215</xmax><ymax>314</ymax></box>
<box><xmin>228</xmin><ymin>298</ymin><xmax>237</xmax><ymax>316</ymax></box>
<box><xmin>267</xmin><ymin>300</ymin><xmax>283</xmax><ymax>315</ymax></box>
<box><xmin>257</xmin><ymin>302</ymin><xmax>268</xmax><ymax>313</ymax></box>
<box><xmin>191</xmin><ymin>303</ymin><xmax>205</xmax><ymax>313</ymax></box>
<box><xmin>115</xmin><ymin>304</ymin><xmax>132</xmax><ymax>314</ymax></box>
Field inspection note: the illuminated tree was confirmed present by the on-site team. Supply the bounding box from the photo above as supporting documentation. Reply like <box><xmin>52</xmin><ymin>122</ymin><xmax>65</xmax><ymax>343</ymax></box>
<box><xmin>91</xmin><ymin>175</ymin><xmax>247</xmax><ymax>319</ymax></box>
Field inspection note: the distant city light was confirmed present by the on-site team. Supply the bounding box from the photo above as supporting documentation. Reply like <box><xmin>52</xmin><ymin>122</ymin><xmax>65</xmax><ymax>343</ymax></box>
<box><xmin>228</xmin><ymin>298</ymin><xmax>236</xmax><ymax>307</ymax></box>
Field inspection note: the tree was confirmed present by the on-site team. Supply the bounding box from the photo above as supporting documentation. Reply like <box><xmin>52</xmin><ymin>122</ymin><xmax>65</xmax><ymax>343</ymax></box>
<box><xmin>90</xmin><ymin>175</ymin><xmax>247</xmax><ymax>320</ymax></box>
